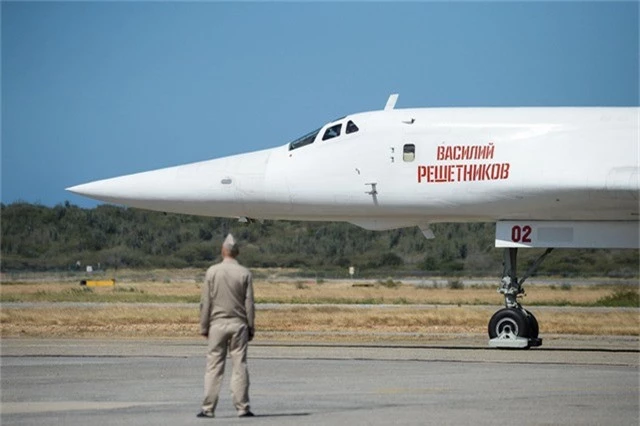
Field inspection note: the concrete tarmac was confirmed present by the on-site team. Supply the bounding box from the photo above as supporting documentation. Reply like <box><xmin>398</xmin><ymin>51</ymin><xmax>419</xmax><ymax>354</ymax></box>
<box><xmin>1</xmin><ymin>337</ymin><xmax>638</xmax><ymax>425</ymax></box>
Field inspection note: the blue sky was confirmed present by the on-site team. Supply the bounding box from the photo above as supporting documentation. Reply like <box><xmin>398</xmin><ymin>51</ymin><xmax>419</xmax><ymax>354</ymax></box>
<box><xmin>2</xmin><ymin>1</ymin><xmax>638</xmax><ymax>208</ymax></box>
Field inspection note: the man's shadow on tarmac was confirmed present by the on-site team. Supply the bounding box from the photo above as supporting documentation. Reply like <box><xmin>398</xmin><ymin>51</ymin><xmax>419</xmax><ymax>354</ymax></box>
<box><xmin>248</xmin><ymin>413</ymin><xmax>311</xmax><ymax>418</ymax></box>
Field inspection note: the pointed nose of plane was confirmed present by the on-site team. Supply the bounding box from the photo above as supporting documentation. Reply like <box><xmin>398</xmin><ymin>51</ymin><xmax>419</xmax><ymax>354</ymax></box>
<box><xmin>66</xmin><ymin>167</ymin><xmax>188</xmax><ymax>203</ymax></box>
<box><xmin>66</xmin><ymin>160</ymin><xmax>231</xmax><ymax>212</ymax></box>
<box><xmin>67</xmin><ymin>149</ymin><xmax>272</xmax><ymax>217</ymax></box>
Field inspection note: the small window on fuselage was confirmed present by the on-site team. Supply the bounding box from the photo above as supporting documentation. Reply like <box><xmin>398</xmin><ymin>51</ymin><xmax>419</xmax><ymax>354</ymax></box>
<box><xmin>322</xmin><ymin>123</ymin><xmax>342</xmax><ymax>141</ymax></box>
<box><xmin>346</xmin><ymin>120</ymin><xmax>359</xmax><ymax>134</ymax></box>
<box><xmin>403</xmin><ymin>144</ymin><xmax>415</xmax><ymax>162</ymax></box>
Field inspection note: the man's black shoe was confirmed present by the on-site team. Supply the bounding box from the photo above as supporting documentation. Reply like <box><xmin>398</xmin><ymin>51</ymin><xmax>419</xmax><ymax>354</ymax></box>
<box><xmin>239</xmin><ymin>411</ymin><xmax>255</xmax><ymax>417</ymax></box>
<box><xmin>196</xmin><ymin>411</ymin><xmax>214</xmax><ymax>418</ymax></box>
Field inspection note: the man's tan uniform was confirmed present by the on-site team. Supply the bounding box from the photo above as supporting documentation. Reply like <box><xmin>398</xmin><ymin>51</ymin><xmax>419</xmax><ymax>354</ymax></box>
<box><xmin>199</xmin><ymin>255</ymin><xmax>255</xmax><ymax>417</ymax></box>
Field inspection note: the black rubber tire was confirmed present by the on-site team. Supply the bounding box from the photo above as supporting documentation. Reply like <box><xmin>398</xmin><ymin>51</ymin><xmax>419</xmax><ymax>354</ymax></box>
<box><xmin>524</xmin><ymin>309</ymin><xmax>539</xmax><ymax>339</ymax></box>
<box><xmin>488</xmin><ymin>308</ymin><xmax>531</xmax><ymax>339</ymax></box>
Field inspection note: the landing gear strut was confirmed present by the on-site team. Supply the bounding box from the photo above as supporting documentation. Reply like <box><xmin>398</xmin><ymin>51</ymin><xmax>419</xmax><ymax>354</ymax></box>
<box><xmin>488</xmin><ymin>247</ymin><xmax>552</xmax><ymax>349</ymax></box>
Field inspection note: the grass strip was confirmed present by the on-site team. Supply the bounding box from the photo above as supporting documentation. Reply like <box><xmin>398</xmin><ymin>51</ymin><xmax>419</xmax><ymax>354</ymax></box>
<box><xmin>1</xmin><ymin>282</ymin><xmax>638</xmax><ymax>307</ymax></box>
<box><xmin>2</xmin><ymin>305</ymin><xmax>638</xmax><ymax>338</ymax></box>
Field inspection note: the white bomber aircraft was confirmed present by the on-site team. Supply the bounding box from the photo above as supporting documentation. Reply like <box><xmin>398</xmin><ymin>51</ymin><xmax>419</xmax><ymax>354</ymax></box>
<box><xmin>68</xmin><ymin>95</ymin><xmax>639</xmax><ymax>349</ymax></box>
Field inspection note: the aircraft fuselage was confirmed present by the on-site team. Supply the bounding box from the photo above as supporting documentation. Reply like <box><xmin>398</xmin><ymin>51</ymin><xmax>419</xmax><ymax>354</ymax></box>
<box><xmin>68</xmin><ymin>105</ymin><xmax>639</xmax><ymax>231</ymax></box>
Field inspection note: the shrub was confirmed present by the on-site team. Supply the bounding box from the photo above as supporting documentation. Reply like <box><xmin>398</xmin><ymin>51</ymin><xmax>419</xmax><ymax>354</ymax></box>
<box><xmin>448</xmin><ymin>279</ymin><xmax>464</xmax><ymax>290</ymax></box>
<box><xmin>378</xmin><ymin>278</ymin><xmax>400</xmax><ymax>288</ymax></box>
<box><xmin>596</xmin><ymin>288</ymin><xmax>640</xmax><ymax>307</ymax></box>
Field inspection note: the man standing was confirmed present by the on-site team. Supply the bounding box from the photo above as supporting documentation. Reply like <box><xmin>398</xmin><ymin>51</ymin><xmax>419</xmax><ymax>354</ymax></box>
<box><xmin>197</xmin><ymin>234</ymin><xmax>255</xmax><ymax>418</ymax></box>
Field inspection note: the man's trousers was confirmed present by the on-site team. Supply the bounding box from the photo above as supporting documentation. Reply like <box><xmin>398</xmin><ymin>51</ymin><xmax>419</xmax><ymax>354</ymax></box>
<box><xmin>202</xmin><ymin>319</ymin><xmax>250</xmax><ymax>416</ymax></box>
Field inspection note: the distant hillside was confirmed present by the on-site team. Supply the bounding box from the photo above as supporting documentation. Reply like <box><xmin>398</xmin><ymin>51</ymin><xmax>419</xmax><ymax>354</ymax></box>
<box><xmin>1</xmin><ymin>202</ymin><xmax>638</xmax><ymax>277</ymax></box>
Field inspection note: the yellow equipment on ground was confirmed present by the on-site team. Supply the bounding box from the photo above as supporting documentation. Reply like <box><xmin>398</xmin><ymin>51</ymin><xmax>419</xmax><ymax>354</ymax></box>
<box><xmin>80</xmin><ymin>279</ymin><xmax>116</xmax><ymax>287</ymax></box>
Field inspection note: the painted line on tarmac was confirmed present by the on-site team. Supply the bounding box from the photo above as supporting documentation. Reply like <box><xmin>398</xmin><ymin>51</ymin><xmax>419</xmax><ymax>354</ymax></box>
<box><xmin>0</xmin><ymin>401</ymin><xmax>167</xmax><ymax>414</ymax></box>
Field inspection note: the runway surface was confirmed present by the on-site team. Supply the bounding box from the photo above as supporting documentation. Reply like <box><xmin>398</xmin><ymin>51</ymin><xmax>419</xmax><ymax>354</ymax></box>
<box><xmin>2</xmin><ymin>337</ymin><xmax>638</xmax><ymax>425</ymax></box>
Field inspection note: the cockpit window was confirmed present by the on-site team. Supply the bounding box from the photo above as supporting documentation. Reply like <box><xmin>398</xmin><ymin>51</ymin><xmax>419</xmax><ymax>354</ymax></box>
<box><xmin>346</xmin><ymin>120</ymin><xmax>359</xmax><ymax>134</ymax></box>
<box><xmin>322</xmin><ymin>123</ymin><xmax>342</xmax><ymax>141</ymax></box>
<box><xmin>289</xmin><ymin>128</ymin><xmax>320</xmax><ymax>151</ymax></box>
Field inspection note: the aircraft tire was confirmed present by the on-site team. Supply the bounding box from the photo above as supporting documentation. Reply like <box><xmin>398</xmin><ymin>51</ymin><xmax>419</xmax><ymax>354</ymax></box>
<box><xmin>524</xmin><ymin>310</ymin><xmax>539</xmax><ymax>339</ymax></box>
<box><xmin>488</xmin><ymin>308</ymin><xmax>530</xmax><ymax>340</ymax></box>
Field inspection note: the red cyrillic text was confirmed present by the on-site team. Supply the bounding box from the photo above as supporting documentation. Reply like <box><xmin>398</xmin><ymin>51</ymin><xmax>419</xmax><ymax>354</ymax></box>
<box><xmin>418</xmin><ymin>142</ymin><xmax>511</xmax><ymax>184</ymax></box>
<box><xmin>436</xmin><ymin>143</ymin><xmax>495</xmax><ymax>161</ymax></box>
<box><xmin>417</xmin><ymin>163</ymin><xmax>510</xmax><ymax>183</ymax></box>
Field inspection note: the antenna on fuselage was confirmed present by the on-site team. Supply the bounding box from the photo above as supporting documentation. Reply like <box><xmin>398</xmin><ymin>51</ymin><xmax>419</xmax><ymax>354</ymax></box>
<box><xmin>384</xmin><ymin>94</ymin><xmax>399</xmax><ymax>110</ymax></box>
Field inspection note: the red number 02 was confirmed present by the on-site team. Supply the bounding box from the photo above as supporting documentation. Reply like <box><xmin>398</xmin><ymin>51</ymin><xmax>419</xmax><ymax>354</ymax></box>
<box><xmin>511</xmin><ymin>225</ymin><xmax>532</xmax><ymax>243</ymax></box>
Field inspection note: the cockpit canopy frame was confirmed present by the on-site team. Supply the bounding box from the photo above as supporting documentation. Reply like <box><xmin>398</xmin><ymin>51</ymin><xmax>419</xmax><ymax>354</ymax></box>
<box><xmin>288</xmin><ymin>119</ymin><xmax>359</xmax><ymax>151</ymax></box>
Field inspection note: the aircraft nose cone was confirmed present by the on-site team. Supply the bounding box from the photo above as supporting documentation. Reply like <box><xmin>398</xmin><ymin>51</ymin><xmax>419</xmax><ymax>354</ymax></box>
<box><xmin>66</xmin><ymin>148</ymin><xmax>273</xmax><ymax>217</ymax></box>
<box><xmin>66</xmin><ymin>183</ymin><xmax>91</xmax><ymax>196</ymax></box>
<box><xmin>67</xmin><ymin>168</ymin><xmax>182</xmax><ymax>203</ymax></box>
<box><xmin>66</xmin><ymin>181</ymin><xmax>126</xmax><ymax>199</ymax></box>
<box><xmin>65</xmin><ymin>159</ymin><xmax>235</xmax><ymax>214</ymax></box>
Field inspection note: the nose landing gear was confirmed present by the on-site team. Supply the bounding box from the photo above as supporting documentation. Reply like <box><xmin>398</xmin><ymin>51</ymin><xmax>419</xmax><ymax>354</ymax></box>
<box><xmin>488</xmin><ymin>307</ymin><xmax>540</xmax><ymax>348</ymax></box>
<box><xmin>488</xmin><ymin>248</ymin><xmax>551</xmax><ymax>349</ymax></box>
